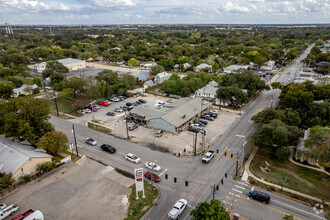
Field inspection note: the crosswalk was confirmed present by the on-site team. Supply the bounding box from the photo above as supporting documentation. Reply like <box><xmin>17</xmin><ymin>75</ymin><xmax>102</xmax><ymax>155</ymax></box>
<box><xmin>222</xmin><ymin>181</ymin><xmax>249</xmax><ymax>209</ymax></box>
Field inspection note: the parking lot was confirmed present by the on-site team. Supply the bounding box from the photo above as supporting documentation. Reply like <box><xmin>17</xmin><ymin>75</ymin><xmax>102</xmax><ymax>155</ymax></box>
<box><xmin>70</xmin><ymin>94</ymin><xmax>240</xmax><ymax>155</ymax></box>
<box><xmin>1</xmin><ymin>157</ymin><xmax>134</xmax><ymax>220</ymax></box>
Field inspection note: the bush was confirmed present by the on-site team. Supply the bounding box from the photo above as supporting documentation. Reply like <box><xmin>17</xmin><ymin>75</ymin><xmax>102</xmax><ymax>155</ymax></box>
<box><xmin>0</xmin><ymin>173</ymin><xmax>14</xmax><ymax>190</ymax></box>
<box><xmin>37</xmin><ymin>161</ymin><xmax>57</xmax><ymax>173</ymax></box>
<box><xmin>275</xmin><ymin>148</ymin><xmax>290</xmax><ymax>160</ymax></box>
<box><xmin>22</xmin><ymin>174</ymin><xmax>31</xmax><ymax>182</ymax></box>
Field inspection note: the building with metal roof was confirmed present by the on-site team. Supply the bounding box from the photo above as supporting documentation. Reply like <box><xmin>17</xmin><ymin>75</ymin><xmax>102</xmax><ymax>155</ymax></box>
<box><xmin>129</xmin><ymin>97</ymin><xmax>212</xmax><ymax>133</ymax></box>
<box><xmin>223</xmin><ymin>65</ymin><xmax>249</xmax><ymax>74</ymax></box>
<box><xmin>138</xmin><ymin>70</ymin><xmax>151</xmax><ymax>81</ymax></box>
<box><xmin>155</xmin><ymin>72</ymin><xmax>169</xmax><ymax>84</ymax></box>
<box><xmin>0</xmin><ymin>139</ymin><xmax>52</xmax><ymax>181</ymax></box>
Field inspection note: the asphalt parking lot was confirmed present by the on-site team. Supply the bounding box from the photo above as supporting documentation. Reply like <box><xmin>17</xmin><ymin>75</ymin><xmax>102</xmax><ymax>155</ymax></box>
<box><xmin>70</xmin><ymin>94</ymin><xmax>239</xmax><ymax>155</ymax></box>
<box><xmin>1</xmin><ymin>157</ymin><xmax>134</xmax><ymax>220</ymax></box>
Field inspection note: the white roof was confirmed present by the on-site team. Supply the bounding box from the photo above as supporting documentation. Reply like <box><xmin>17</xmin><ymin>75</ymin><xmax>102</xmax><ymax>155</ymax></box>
<box><xmin>57</xmin><ymin>58</ymin><xmax>85</xmax><ymax>66</ymax></box>
<box><xmin>156</xmin><ymin>71</ymin><xmax>168</xmax><ymax>78</ymax></box>
<box><xmin>13</xmin><ymin>84</ymin><xmax>38</xmax><ymax>93</ymax></box>
<box><xmin>0</xmin><ymin>139</ymin><xmax>52</xmax><ymax>174</ymax></box>
<box><xmin>195</xmin><ymin>80</ymin><xmax>219</xmax><ymax>96</ymax></box>
<box><xmin>223</xmin><ymin>65</ymin><xmax>249</xmax><ymax>71</ymax></box>
<box><xmin>197</xmin><ymin>63</ymin><xmax>212</xmax><ymax>69</ymax></box>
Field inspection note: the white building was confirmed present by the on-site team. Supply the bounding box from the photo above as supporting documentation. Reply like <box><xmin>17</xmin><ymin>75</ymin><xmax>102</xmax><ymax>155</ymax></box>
<box><xmin>35</xmin><ymin>58</ymin><xmax>86</xmax><ymax>73</ymax></box>
<box><xmin>12</xmin><ymin>84</ymin><xmax>38</xmax><ymax>98</ymax></box>
<box><xmin>194</xmin><ymin>80</ymin><xmax>219</xmax><ymax>99</ymax></box>
<box><xmin>155</xmin><ymin>72</ymin><xmax>169</xmax><ymax>84</ymax></box>
<box><xmin>194</xmin><ymin>63</ymin><xmax>212</xmax><ymax>72</ymax></box>
<box><xmin>223</xmin><ymin>65</ymin><xmax>249</xmax><ymax>74</ymax></box>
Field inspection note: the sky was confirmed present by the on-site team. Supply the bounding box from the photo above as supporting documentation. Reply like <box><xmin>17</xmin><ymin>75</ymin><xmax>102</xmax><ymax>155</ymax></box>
<box><xmin>0</xmin><ymin>0</ymin><xmax>329</xmax><ymax>24</ymax></box>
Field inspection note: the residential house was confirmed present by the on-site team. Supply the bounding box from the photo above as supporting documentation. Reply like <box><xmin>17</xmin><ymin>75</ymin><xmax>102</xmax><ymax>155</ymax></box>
<box><xmin>0</xmin><ymin>139</ymin><xmax>52</xmax><ymax>181</ymax></box>
<box><xmin>194</xmin><ymin>80</ymin><xmax>219</xmax><ymax>99</ymax></box>
<box><xmin>138</xmin><ymin>70</ymin><xmax>152</xmax><ymax>82</ymax></box>
<box><xmin>144</xmin><ymin>80</ymin><xmax>155</xmax><ymax>90</ymax></box>
<box><xmin>223</xmin><ymin>65</ymin><xmax>249</xmax><ymax>74</ymax></box>
<box><xmin>194</xmin><ymin>63</ymin><xmax>212</xmax><ymax>72</ymax></box>
<box><xmin>155</xmin><ymin>72</ymin><xmax>169</xmax><ymax>84</ymax></box>
<box><xmin>13</xmin><ymin>84</ymin><xmax>38</xmax><ymax>98</ymax></box>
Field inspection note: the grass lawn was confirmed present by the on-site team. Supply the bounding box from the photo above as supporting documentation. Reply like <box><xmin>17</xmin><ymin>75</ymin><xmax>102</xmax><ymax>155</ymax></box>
<box><xmin>88</xmin><ymin>122</ymin><xmax>112</xmax><ymax>134</ymax></box>
<box><xmin>250</xmin><ymin>149</ymin><xmax>330</xmax><ymax>199</ymax></box>
<box><xmin>125</xmin><ymin>181</ymin><xmax>158</xmax><ymax>220</ymax></box>
<box><xmin>48</xmin><ymin>98</ymin><xmax>73</xmax><ymax>114</ymax></box>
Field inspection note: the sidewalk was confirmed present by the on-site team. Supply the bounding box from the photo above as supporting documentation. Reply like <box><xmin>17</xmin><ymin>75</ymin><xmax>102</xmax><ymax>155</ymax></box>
<box><xmin>245</xmin><ymin>147</ymin><xmax>330</xmax><ymax>205</ymax></box>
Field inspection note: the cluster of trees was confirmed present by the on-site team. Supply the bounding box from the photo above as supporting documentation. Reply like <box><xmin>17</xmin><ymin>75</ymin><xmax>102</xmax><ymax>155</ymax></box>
<box><xmin>190</xmin><ymin>200</ymin><xmax>229</xmax><ymax>220</ymax></box>
<box><xmin>160</xmin><ymin>72</ymin><xmax>221</xmax><ymax>97</ymax></box>
<box><xmin>217</xmin><ymin>69</ymin><xmax>267</xmax><ymax>108</ymax></box>
<box><xmin>303</xmin><ymin>44</ymin><xmax>329</xmax><ymax>75</ymax></box>
<box><xmin>252</xmin><ymin>81</ymin><xmax>329</xmax><ymax>159</ymax></box>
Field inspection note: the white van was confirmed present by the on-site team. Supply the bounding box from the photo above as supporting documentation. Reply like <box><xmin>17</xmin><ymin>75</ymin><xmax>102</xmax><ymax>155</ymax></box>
<box><xmin>155</xmin><ymin>100</ymin><xmax>165</xmax><ymax>106</ymax></box>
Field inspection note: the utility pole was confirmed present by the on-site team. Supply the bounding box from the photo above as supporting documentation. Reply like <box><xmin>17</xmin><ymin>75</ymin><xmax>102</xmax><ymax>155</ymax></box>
<box><xmin>72</xmin><ymin>124</ymin><xmax>78</xmax><ymax>157</ymax></box>
<box><xmin>212</xmin><ymin>183</ymin><xmax>216</xmax><ymax>200</ymax></box>
<box><xmin>54</xmin><ymin>92</ymin><xmax>59</xmax><ymax>116</ymax></box>
<box><xmin>124</xmin><ymin>109</ymin><xmax>129</xmax><ymax>139</ymax></box>
<box><xmin>194</xmin><ymin>132</ymin><xmax>198</xmax><ymax>155</ymax></box>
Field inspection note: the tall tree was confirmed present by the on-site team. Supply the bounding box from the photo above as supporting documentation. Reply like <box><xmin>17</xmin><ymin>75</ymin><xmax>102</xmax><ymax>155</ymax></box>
<box><xmin>128</xmin><ymin>58</ymin><xmax>139</xmax><ymax>67</ymax></box>
<box><xmin>61</xmin><ymin>76</ymin><xmax>86</xmax><ymax>98</ymax></box>
<box><xmin>190</xmin><ymin>200</ymin><xmax>229</xmax><ymax>220</ymax></box>
<box><xmin>0</xmin><ymin>81</ymin><xmax>15</xmax><ymax>98</ymax></box>
<box><xmin>36</xmin><ymin>131</ymin><xmax>68</xmax><ymax>155</ymax></box>
<box><xmin>151</xmin><ymin>65</ymin><xmax>165</xmax><ymax>75</ymax></box>
<box><xmin>96</xmin><ymin>70</ymin><xmax>119</xmax><ymax>85</ymax></box>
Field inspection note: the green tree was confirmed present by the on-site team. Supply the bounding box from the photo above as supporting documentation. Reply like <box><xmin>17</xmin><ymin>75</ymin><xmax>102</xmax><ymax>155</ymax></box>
<box><xmin>271</xmin><ymin>82</ymin><xmax>283</xmax><ymax>89</ymax></box>
<box><xmin>216</xmin><ymin>85</ymin><xmax>249</xmax><ymax>108</ymax></box>
<box><xmin>150</xmin><ymin>65</ymin><xmax>165</xmax><ymax>75</ymax></box>
<box><xmin>36</xmin><ymin>131</ymin><xmax>68</xmax><ymax>155</ymax></box>
<box><xmin>128</xmin><ymin>58</ymin><xmax>139</xmax><ymax>67</ymax></box>
<box><xmin>190</xmin><ymin>200</ymin><xmax>229</xmax><ymax>220</ymax></box>
<box><xmin>0</xmin><ymin>173</ymin><xmax>14</xmax><ymax>190</ymax></box>
<box><xmin>33</xmin><ymin>77</ymin><xmax>42</xmax><ymax>87</ymax></box>
<box><xmin>282</xmin><ymin>215</ymin><xmax>294</xmax><ymax>220</ymax></box>
<box><xmin>60</xmin><ymin>76</ymin><xmax>86</xmax><ymax>98</ymax></box>
<box><xmin>314</xmin><ymin>63</ymin><xmax>330</xmax><ymax>75</ymax></box>
<box><xmin>0</xmin><ymin>96</ymin><xmax>54</xmax><ymax>144</ymax></box>
<box><xmin>96</xmin><ymin>70</ymin><xmax>119</xmax><ymax>85</ymax></box>
<box><xmin>0</xmin><ymin>81</ymin><xmax>15</xmax><ymax>98</ymax></box>
<box><xmin>42</xmin><ymin>61</ymin><xmax>69</xmax><ymax>79</ymax></box>
<box><xmin>170</xmin><ymin>73</ymin><xmax>180</xmax><ymax>80</ymax></box>
<box><xmin>59</xmin><ymin>88</ymin><xmax>73</xmax><ymax>100</ymax></box>
<box><xmin>121</xmin><ymin>74</ymin><xmax>137</xmax><ymax>89</ymax></box>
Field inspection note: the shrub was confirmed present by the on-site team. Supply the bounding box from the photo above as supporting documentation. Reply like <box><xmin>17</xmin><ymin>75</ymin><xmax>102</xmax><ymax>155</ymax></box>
<box><xmin>37</xmin><ymin>161</ymin><xmax>57</xmax><ymax>173</ymax></box>
<box><xmin>275</xmin><ymin>148</ymin><xmax>290</xmax><ymax>160</ymax></box>
<box><xmin>22</xmin><ymin>174</ymin><xmax>31</xmax><ymax>183</ymax></box>
<box><xmin>0</xmin><ymin>173</ymin><xmax>14</xmax><ymax>190</ymax></box>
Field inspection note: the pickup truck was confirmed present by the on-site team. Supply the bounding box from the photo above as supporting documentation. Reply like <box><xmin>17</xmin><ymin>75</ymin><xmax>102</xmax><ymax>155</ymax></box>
<box><xmin>0</xmin><ymin>204</ymin><xmax>19</xmax><ymax>220</ymax></box>
<box><xmin>202</xmin><ymin>150</ymin><xmax>215</xmax><ymax>163</ymax></box>
<box><xmin>12</xmin><ymin>209</ymin><xmax>35</xmax><ymax>220</ymax></box>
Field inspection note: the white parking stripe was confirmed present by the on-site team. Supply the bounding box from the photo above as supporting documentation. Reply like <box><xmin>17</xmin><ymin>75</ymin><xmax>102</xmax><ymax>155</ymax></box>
<box><xmin>232</xmin><ymin>188</ymin><xmax>243</xmax><ymax>194</ymax></box>
<box><xmin>272</xmin><ymin>199</ymin><xmax>326</xmax><ymax>220</ymax></box>
<box><xmin>229</xmin><ymin>192</ymin><xmax>234</xmax><ymax>195</ymax></box>
<box><xmin>159</xmin><ymin>168</ymin><xmax>168</xmax><ymax>177</ymax></box>
<box><xmin>235</xmin><ymin>185</ymin><xmax>245</xmax><ymax>190</ymax></box>
<box><xmin>235</xmin><ymin>195</ymin><xmax>240</xmax><ymax>198</ymax></box>
<box><xmin>237</xmin><ymin>181</ymin><xmax>249</xmax><ymax>186</ymax></box>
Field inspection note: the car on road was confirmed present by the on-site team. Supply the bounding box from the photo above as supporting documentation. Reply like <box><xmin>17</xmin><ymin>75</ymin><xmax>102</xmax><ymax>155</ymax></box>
<box><xmin>248</xmin><ymin>191</ymin><xmax>270</xmax><ymax>204</ymax></box>
<box><xmin>128</xmin><ymin>124</ymin><xmax>138</xmax><ymax>131</ymax></box>
<box><xmin>99</xmin><ymin>100</ymin><xmax>111</xmax><ymax>107</ymax></box>
<box><xmin>188</xmin><ymin>126</ymin><xmax>200</xmax><ymax>133</ymax></box>
<box><xmin>201</xmin><ymin>114</ymin><xmax>214</xmax><ymax>121</ymax></box>
<box><xmin>144</xmin><ymin>171</ymin><xmax>160</xmax><ymax>182</ymax></box>
<box><xmin>155</xmin><ymin>129</ymin><xmax>164</xmax><ymax>137</ymax></box>
<box><xmin>106</xmin><ymin>111</ymin><xmax>115</xmax><ymax>116</ymax></box>
<box><xmin>114</xmin><ymin>107</ymin><xmax>124</xmax><ymax>112</ymax></box>
<box><xmin>168</xmin><ymin>199</ymin><xmax>188</xmax><ymax>219</ymax></box>
<box><xmin>100</xmin><ymin>144</ymin><xmax>116</xmax><ymax>154</ymax></box>
<box><xmin>145</xmin><ymin>162</ymin><xmax>162</xmax><ymax>171</ymax></box>
<box><xmin>86</xmin><ymin>138</ymin><xmax>97</xmax><ymax>146</ymax></box>
<box><xmin>125</xmin><ymin>153</ymin><xmax>141</xmax><ymax>163</ymax></box>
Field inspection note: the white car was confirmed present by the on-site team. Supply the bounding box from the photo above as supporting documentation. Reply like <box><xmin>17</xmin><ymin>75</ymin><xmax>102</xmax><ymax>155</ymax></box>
<box><xmin>168</xmin><ymin>199</ymin><xmax>188</xmax><ymax>219</ymax></box>
<box><xmin>77</xmin><ymin>110</ymin><xmax>85</xmax><ymax>114</ymax></box>
<box><xmin>191</xmin><ymin>123</ymin><xmax>204</xmax><ymax>128</ymax></box>
<box><xmin>145</xmin><ymin>162</ymin><xmax>161</xmax><ymax>172</ymax></box>
<box><xmin>83</xmin><ymin>109</ymin><xmax>92</xmax><ymax>114</ymax></box>
<box><xmin>94</xmin><ymin>104</ymin><xmax>101</xmax><ymax>109</ymax></box>
<box><xmin>86</xmin><ymin>137</ymin><xmax>97</xmax><ymax>146</ymax></box>
<box><xmin>210</xmin><ymin>109</ymin><xmax>220</xmax><ymax>114</ymax></box>
<box><xmin>125</xmin><ymin>153</ymin><xmax>141</xmax><ymax>163</ymax></box>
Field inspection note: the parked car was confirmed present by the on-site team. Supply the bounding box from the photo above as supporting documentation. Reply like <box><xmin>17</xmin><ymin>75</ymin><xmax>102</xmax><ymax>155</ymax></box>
<box><xmin>196</xmin><ymin>120</ymin><xmax>208</xmax><ymax>125</ymax></box>
<box><xmin>138</xmin><ymin>99</ymin><xmax>147</xmax><ymax>103</ymax></box>
<box><xmin>248</xmin><ymin>191</ymin><xmax>270</xmax><ymax>204</ymax></box>
<box><xmin>106</xmin><ymin>111</ymin><xmax>115</xmax><ymax>116</ymax></box>
<box><xmin>86</xmin><ymin>138</ymin><xmax>97</xmax><ymax>146</ymax></box>
<box><xmin>82</xmin><ymin>109</ymin><xmax>92</xmax><ymax>114</ymax></box>
<box><xmin>77</xmin><ymin>110</ymin><xmax>85</xmax><ymax>114</ymax></box>
<box><xmin>118</xmin><ymin>96</ymin><xmax>125</xmax><ymax>101</ymax></box>
<box><xmin>125</xmin><ymin>153</ymin><xmax>141</xmax><ymax>163</ymax></box>
<box><xmin>126</xmin><ymin>102</ymin><xmax>133</xmax><ymax>106</ymax></box>
<box><xmin>188</xmin><ymin>126</ymin><xmax>200</xmax><ymax>133</ymax></box>
<box><xmin>167</xmin><ymin>99</ymin><xmax>174</xmax><ymax>103</ymax></box>
<box><xmin>12</xmin><ymin>209</ymin><xmax>35</xmax><ymax>220</ymax></box>
<box><xmin>128</xmin><ymin>124</ymin><xmax>138</xmax><ymax>131</ymax></box>
<box><xmin>100</xmin><ymin>144</ymin><xmax>116</xmax><ymax>154</ymax></box>
<box><xmin>127</xmin><ymin>106</ymin><xmax>135</xmax><ymax>111</ymax></box>
<box><xmin>114</xmin><ymin>107</ymin><xmax>123</xmax><ymax>112</ymax></box>
<box><xmin>94</xmin><ymin>104</ymin><xmax>101</xmax><ymax>109</ymax></box>
<box><xmin>191</xmin><ymin>123</ymin><xmax>204</xmax><ymax>128</ymax></box>
<box><xmin>210</xmin><ymin>109</ymin><xmax>220</xmax><ymax>114</ymax></box>
<box><xmin>168</xmin><ymin>199</ymin><xmax>188</xmax><ymax>219</ymax></box>
<box><xmin>86</xmin><ymin>105</ymin><xmax>98</xmax><ymax>112</ymax></box>
<box><xmin>99</xmin><ymin>100</ymin><xmax>111</xmax><ymax>107</ymax></box>
<box><xmin>206</xmin><ymin>112</ymin><xmax>217</xmax><ymax>118</ymax></box>
<box><xmin>202</xmin><ymin>114</ymin><xmax>214</xmax><ymax>121</ymax></box>
<box><xmin>155</xmin><ymin>130</ymin><xmax>164</xmax><ymax>137</ymax></box>
<box><xmin>144</xmin><ymin>171</ymin><xmax>160</xmax><ymax>182</ymax></box>
<box><xmin>145</xmin><ymin>162</ymin><xmax>162</xmax><ymax>171</ymax></box>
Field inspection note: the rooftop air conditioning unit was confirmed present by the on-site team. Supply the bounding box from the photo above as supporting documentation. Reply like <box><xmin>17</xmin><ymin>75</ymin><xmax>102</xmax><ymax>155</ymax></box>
<box><xmin>182</xmin><ymin>114</ymin><xmax>186</xmax><ymax>119</ymax></box>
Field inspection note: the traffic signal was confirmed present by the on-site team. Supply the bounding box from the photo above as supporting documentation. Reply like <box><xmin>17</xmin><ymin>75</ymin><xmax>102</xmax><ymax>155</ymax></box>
<box><xmin>216</xmin><ymin>149</ymin><xmax>219</xmax><ymax>153</ymax></box>
<box><xmin>225</xmin><ymin>173</ymin><xmax>227</xmax><ymax>178</ymax></box>
<box><xmin>230</xmin><ymin>153</ymin><xmax>233</xmax><ymax>158</ymax></box>
<box><xmin>216</xmin><ymin>185</ymin><xmax>219</xmax><ymax>191</ymax></box>
<box><xmin>174</xmin><ymin>177</ymin><xmax>177</xmax><ymax>183</ymax></box>
<box><xmin>165</xmin><ymin>174</ymin><xmax>168</xmax><ymax>179</ymax></box>
<box><xmin>224</xmin><ymin>152</ymin><xmax>227</xmax><ymax>157</ymax></box>
<box><xmin>185</xmin><ymin>181</ymin><xmax>188</xmax><ymax>187</ymax></box>
<box><xmin>221</xmin><ymin>179</ymin><xmax>223</xmax><ymax>185</ymax></box>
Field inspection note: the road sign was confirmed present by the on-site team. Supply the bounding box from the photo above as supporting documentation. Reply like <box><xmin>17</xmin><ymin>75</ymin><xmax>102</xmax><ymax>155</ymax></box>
<box><xmin>134</xmin><ymin>168</ymin><xmax>145</xmax><ymax>199</ymax></box>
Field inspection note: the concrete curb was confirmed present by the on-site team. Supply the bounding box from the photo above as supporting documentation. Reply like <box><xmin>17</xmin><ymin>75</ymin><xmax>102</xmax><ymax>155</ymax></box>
<box><xmin>139</xmin><ymin>183</ymin><xmax>160</xmax><ymax>220</ymax></box>
<box><xmin>245</xmin><ymin>147</ymin><xmax>330</xmax><ymax>205</ymax></box>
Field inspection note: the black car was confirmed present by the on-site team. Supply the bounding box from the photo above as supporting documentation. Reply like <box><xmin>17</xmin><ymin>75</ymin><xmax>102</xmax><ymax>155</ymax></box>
<box><xmin>128</xmin><ymin>124</ymin><xmax>138</xmax><ymax>131</ymax></box>
<box><xmin>126</xmin><ymin>102</ymin><xmax>133</xmax><ymax>106</ymax></box>
<box><xmin>139</xmin><ymin>99</ymin><xmax>147</xmax><ymax>103</ymax></box>
<box><xmin>196</xmin><ymin>120</ymin><xmax>208</xmax><ymax>125</ymax></box>
<box><xmin>106</xmin><ymin>111</ymin><xmax>115</xmax><ymax>116</ymax></box>
<box><xmin>194</xmin><ymin>121</ymin><xmax>205</xmax><ymax>127</ymax></box>
<box><xmin>100</xmin><ymin>144</ymin><xmax>116</xmax><ymax>154</ymax></box>
<box><xmin>206</xmin><ymin>112</ymin><xmax>217</xmax><ymax>118</ymax></box>
<box><xmin>202</xmin><ymin>114</ymin><xmax>215</xmax><ymax>121</ymax></box>
<box><xmin>188</xmin><ymin>126</ymin><xmax>200</xmax><ymax>133</ymax></box>
<box><xmin>248</xmin><ymin>191</ymin><xmax>270</xmax><ymax>204</ymax></box>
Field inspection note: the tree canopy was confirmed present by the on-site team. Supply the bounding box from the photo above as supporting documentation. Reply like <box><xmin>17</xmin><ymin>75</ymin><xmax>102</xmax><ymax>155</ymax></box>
<box><xmin>190</xmin><ymin>200</ymin><xmax>229</xmax><ymax>220</ymax></box>
<box><xmin>36</xmin><ymin>131</ymin><xmax>69</xmax><ymax>155</ymax></box>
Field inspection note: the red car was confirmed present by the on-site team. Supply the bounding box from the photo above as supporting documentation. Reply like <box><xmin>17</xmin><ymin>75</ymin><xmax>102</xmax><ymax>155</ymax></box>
<box><xmin>144</xmin><ymin>171</ymin><xmax>160</xmax><ymax>182</ymax></box>
<box><xmin>86</xmin><ymin>105</ymin><xmax>98</xmax><ymax>112</ymax></box>
<box><xmin>99</xmin><ymin>100</ymin><xmax>111</xmax><ymax>107</ymax></box>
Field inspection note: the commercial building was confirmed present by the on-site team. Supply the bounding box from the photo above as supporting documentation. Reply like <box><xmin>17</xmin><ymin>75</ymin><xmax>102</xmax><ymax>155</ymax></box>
<box><xmin>0</xmin><ymin>139</ymin><xmax>52</xmax><ymax>181</ymax></box>
<box><xmin>223</xmin><ymin>65</ymin><xmax>249</xmax><ymax>74</ymax></box>
<box><xmin>194</xmin><ymin>80</ymin><xmax>219</xmax><ymax>99</ymax></box>
<box><xmin>129</xmin><ymin>97</ymin><xmax>212</xmax><ymax>133</ymax></box>
<box><xmin>35</xmin><ymin>58</ymin><xmax>86</xmax><ymax>73</ymax></box>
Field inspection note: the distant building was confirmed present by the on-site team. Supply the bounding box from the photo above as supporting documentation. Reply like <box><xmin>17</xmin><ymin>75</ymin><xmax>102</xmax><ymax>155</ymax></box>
<box><xmin>194</xmin><ymin>80</ymin><xmax>219</xmax><ymax>99</ymax></box>
<box><xmin>223</xmin><ymin>65</ymin><xmax>249</xmax><ymax>74</ymax></box>
<box><xmin>12</xmin><ymin>84</ymin><xmax>38</xmax><ymax>98</ymax></box>
<box><xmin>0</xmin><ymin>139</ymin><xmax>52</xmax><ymax>181</ymax></box>
<box><xmin>144</xmin><ymin>80</ymin><xmax>155</xmax><ymax>89</ymax></box>
<box><xmin>35</xmin><ymin>58</ymin><xmax>86</xmax><ymax>73</ymax></box>
<box><xmin>155</xmin><ymin>72</ymin><xmax>169</xmax><ymax>84</ymax></box>
<box><xmin>260</xmin><ymin>60</ymin><xmax>275</xmax><ymax>71</ymax></box>
<box><xmin>194</xmin><ymin>63</ymin><xmax>212</xmax><ymax>72</ymax></box>
<box><xmin>138</xmin><ymin>70</ymin><xmax>152</xmax><ymax>82</ymax></box>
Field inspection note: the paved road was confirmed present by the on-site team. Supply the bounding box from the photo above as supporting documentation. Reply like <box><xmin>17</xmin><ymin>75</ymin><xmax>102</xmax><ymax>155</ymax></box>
<box><xmin>49</xmin><ymin>43</ymin><xmax>325</xmax><ymax>220</ymax></box>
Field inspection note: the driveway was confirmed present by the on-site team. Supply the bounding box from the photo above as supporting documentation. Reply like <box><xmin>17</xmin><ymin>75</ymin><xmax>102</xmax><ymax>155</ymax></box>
<box><xmin>1</xmin><ymin>157</ymin><xmax>134</xmax><ymax>220</ymax></box>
